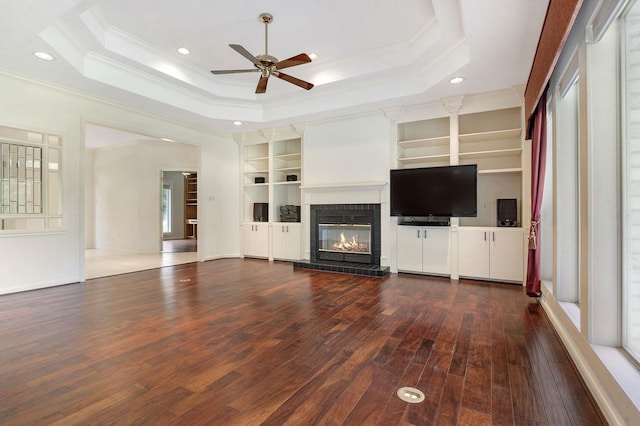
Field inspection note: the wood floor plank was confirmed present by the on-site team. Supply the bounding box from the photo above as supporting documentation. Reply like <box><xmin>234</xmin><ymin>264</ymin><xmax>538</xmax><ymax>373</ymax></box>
<box><xmin>0</xmin><ymin>259</ymin><xmax>605</xmax><ymax>425</ymax></box>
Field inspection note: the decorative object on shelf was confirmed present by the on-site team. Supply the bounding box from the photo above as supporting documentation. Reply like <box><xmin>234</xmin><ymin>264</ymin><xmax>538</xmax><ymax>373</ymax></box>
<box><xmin>254</xmin><ymin>176</ymin><xmax>266</xmax><ymax>184</ymax></box>
<box><xmin>286</xmin><ymin>174</ymin><xmax>297</xmax><ymax>181</ymax></box>
<box><xmin>253</xmin><ymin>202</ymin><xmax>269</xmax><ymax>222</ymax></box>
<box><xmin>279</xmin><ymin>205</ymin><xmax>301</xmax><ymax>222</ymax></box>
<box><xmin>210</xmin><ymin>13</ymin><xmax>314</xmax><ymax>94</ymax></box>
<box><xmin>497</xmin><ymin>198</ymin><xmax>517</xmax><ymax>227</ymax></box>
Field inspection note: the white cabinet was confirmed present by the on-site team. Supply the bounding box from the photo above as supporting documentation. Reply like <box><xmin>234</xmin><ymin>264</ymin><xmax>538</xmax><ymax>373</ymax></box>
<box><xmin>397</xmin><ymin>226</ymin><xmax>451</xmax><ymax>275</ymax></box>
<box><xmin>272</xmin><ymin>223</ymin><xmax>301</xmax><ymax>260</ymax></box>
<box><xmin>458</xmin><ymin>227</ymin><xmax>524</xmax><ymax>282</ymax></box>
<box><xmin>243</xmin><ymin>223</ymin><xmax>269</xmax><ymax>258</ymax></box>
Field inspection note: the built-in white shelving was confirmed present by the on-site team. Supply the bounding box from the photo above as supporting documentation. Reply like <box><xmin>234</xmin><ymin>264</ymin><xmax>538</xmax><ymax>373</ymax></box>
<box><xmin>240</xmin><ymin>132</ymin><xmax>303</xmax><ymax>261</ymax></box>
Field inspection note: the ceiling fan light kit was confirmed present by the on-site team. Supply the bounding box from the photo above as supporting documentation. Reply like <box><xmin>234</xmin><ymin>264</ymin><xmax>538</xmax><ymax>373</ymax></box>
<box><xmin>210</xmin><ymin>12</ymin><xmax>314</xmax><ymax>94</ymax></box>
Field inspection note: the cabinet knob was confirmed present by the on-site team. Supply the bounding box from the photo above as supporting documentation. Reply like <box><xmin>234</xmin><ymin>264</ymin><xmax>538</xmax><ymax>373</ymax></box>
<box><xmin>484</xmin><ymin>231</ymin><xmax>487</xmax><ymax>241</ymax></box>
<box><xmin>416</xmin><ymin>230</ymin><xmax>420</xmax><ymax>239</ymax></box>
<box><xmin>424</xmin><ymin>230</ymin><xmax>427</xmax><ymax>239</ymax></box>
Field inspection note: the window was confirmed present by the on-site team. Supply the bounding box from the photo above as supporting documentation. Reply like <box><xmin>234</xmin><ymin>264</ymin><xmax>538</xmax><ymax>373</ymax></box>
<box><xmin>555</xmin><ymin>74</ymin><xmax>581</xmax><ymax>315</ymax></box>
<box><xmin>540</xmin><ymin>99</ymin><xmax>554</xmax><ymax>292</ymax></box>
<box><xmin>162</xmin><ymin>183</ymin><xmax>171</xmax><ymax>234</ymax></box>
<box><xmin>0</xmin><ymin>143</ymin><xmax>42</xmax><ymax>214</ymax></box>
<box><xmin>623</xmin><ymin>0</ymin><xmax>640</xmax><ymax>363</ymax></box>
<box><xmin>0</xmin><ymin>125</ymin><xmax>62</xmax><ymax>231</ymax></box>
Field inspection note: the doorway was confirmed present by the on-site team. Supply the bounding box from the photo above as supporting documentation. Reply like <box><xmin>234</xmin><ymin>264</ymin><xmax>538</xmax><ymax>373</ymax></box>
<box><xmin>84</xmin><ymin>124</ymin><xmax>198</xmax><ymax>279</ymax></box>
<box><xmin>161</xmin><ymin>170</ymin><xmax>197</xmax><ymax>253</ymax></box>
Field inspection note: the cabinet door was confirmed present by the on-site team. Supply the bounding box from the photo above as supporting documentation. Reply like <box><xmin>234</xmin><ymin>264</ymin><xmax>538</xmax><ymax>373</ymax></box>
<box><xmin>396</xmin><ymin>226</ymin><xmax>424</xmax><ymax>272</ymax></box>
<box><xmin>490</xmin><ymin>229</ymin><xmax>524</xmax><ymax>282</ymax></box>
<box><xmin>243</xmin><ymin>223</ymin><xmax>269</xmax><ymax>258</ymax></box>
<box><xmin>272</xmin><ymin>223</ymin><xmax>301</xmax><ymax>260</ymax></box>
<box><xmin>242</xmin><ymin>224</ymin><xmax>256</xmax><ymax>257</ymax></box>
<box><xmin>458</xmin><ymin>228</ymin><xmax>490</xmax><ymax>279</ymax></box>
<box><xmin>254</xmin><ymin>223</ymin><xmax>270</xmax><ymax>258</ymax></box>
<box><xmin>422</xmin><ymin>227</ymin><xmax>451</xmax><ymax>275</ymax></box>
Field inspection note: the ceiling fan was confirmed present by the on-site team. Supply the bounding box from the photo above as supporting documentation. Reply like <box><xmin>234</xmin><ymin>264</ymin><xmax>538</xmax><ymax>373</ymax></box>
<box><xmin>210</xmin><ymin>13</ymin><xmax>314</xmax><ymax>94</ymax></box>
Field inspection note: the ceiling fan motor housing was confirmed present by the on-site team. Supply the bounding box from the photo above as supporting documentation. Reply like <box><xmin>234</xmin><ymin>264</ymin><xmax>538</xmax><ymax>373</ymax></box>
<box><xmin>259</xmin><ymin>13</ymin><xmax>273</xmax><ymax>24</ymax></box>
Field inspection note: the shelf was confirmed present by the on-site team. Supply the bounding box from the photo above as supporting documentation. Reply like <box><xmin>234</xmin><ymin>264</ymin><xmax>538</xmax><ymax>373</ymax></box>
<box><xmin>274</xmin><ymin>181</ymin><xmax>301</xmax><ymax>185</ymax></box>
<box><xmin>458</xmin><ymin>128</ymin><xmax>521</xmax><ymax>143</ymax></box>
<box><xmin>246</xmin><ymin>156</ymin><xmax>269</xmax><ymax>162</ymax></box>
<box><xmin>245</xmin><ymin>182</ymin><xmax>269</xmax><ymax>187</ymax></box>
<box><xmin>398</xmin><ymin>154</ymin><xmax>450</xmax><ymax>164</ymax></box>
<box><xmin>184</xmin><ymin>172</ymin><xmax>198</xmax><ymax>238</ymax></box>
<box><xmin>245</xmin><ymin>170</ymin><xmax>269</xmax><ymax>174</ymax></box>
<box><xmin>274</xmin><ymin>166</ymin><xmax>301</xmax><ymax>173</ymax></box>
<box><xmin>478</xmin><ymin>168</ymin><xmax>522</xmax><ymax>174</ymax></box>
<box><xmin>458</xmin><ymin>148</ymin><xmax>521</xmax><ymax>160</ymax></box>
<box><xmin>274</xmin><ymin>152</ymin><xmax>301</xmax><ymax>161</ymax></box>
<box><xmin>398</xmin><ymin>135</ymin><xmax>449</xmax><ymax>148</ymax></box>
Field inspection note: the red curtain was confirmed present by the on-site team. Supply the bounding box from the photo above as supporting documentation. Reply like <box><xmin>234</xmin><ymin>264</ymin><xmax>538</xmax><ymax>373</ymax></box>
<box><xmin>526</xmin><ymin>89</ymin><xmax>548</xmax><ymax>297</ymax></box>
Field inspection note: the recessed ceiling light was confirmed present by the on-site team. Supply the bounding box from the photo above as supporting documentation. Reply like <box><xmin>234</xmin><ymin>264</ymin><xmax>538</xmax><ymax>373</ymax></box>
<box><xmin>233</xmin><ymin>121</ymin><xmax>243</xmax><ymax>126</ymax></box>
<box><xmin>449</xmin><ymin>77</ymin><xmax>464</xmax><ymax>84</ymax></box>
<box><xmin>309</xmin><ymin>53</ymin><xmax>318</xmax><ymax>61</ymax></box>
<box><xmin>161</xmin><ymin>138</ymin><xmax>175</xmax><ymax>142</ymax></box>
<box><xmin>177</xmin><ymin>47</ymin><xmax>190</xmax><ymax>55</ymax></box>
<box><xmin>34</xmin><ymin>51</ymin><xmax>54</xmax><ymax>61</ymax></box>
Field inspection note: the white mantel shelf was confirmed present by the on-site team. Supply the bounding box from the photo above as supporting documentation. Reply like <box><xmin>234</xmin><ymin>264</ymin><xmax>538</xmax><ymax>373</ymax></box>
<box><xmin>301</xmin><ymin>181</ymin><xmax>387</xmax><ymax>192</ymax></box>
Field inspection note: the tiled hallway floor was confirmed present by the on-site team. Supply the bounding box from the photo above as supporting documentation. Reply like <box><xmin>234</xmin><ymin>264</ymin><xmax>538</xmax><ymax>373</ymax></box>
<box><xmin>85</xmin><ymin>239</ymin><xmax>197</xmax><ymax>279</ymax></box>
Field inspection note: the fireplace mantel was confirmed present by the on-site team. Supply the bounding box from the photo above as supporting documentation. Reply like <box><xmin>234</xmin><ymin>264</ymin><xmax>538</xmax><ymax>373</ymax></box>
<box><xmin>302</xmin><ymin>181</ymin><xmax>387</xmax><ymax>206</ymax></box>
<box><xmin>300</xmin><ymin>181</ymin><xmax>387</xmax><ymax>192</ymax></box>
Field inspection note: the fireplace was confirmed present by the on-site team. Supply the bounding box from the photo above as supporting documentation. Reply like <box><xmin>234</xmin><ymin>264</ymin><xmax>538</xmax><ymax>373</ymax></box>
<box><xmin>318</xmin><ymin>223</ymin><xmax>372</xmax><ymax>261</ymax></box>
<box><xmin>310</xmin><ymin>204</ymin><xmax>381</xmax><ymax>265</ymax></box>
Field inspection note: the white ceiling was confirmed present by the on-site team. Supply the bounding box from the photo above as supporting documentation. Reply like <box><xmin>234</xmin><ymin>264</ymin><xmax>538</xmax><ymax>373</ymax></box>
<box><xmin>0</xmin><ymin>0</ymin><xmax>549</xmax><ymax>142</ymax></box>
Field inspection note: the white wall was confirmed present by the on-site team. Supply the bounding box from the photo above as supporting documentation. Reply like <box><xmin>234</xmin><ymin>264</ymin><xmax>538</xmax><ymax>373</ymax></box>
<box><xmin>199</xmin><ymin>140</ymin><xmax>240</xmax><ymax>260</ymax></box>
<box><xmin>304</xmin><ymin>113</ymin><xmax>391</xmax><ymax>185</ymax></box>
<box><xmin>85</xmin><ymin>149</ymin><xmax>96</xmax><ymax>248</ymax></box>
<box><xmin>91</xmin><ymin>141</ymin><xmax>198</xmax><ymax>253</ymax></box>
<box><xmin>0</xmin><ymin>71</ymin><xmax>239</xmax><ymax>294</ymax></box>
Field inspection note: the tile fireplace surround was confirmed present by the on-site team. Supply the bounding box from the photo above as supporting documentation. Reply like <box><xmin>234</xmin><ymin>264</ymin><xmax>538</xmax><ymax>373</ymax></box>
<box><xmin>294</xmin><ymin>202</ymin><xmax>389</xmax><ymax>277</ymax></box>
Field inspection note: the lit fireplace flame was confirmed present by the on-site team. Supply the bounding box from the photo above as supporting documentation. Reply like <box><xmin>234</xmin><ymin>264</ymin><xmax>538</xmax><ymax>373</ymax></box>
<box><xmin>333</xmin><ymin>232</ymin><xmax>368</xmax><ymax>253</ymax></box>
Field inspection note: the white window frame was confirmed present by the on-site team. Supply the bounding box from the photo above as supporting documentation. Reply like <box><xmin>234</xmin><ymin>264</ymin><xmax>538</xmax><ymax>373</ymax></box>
<box><xmin>0</xmin><ymin>124</ymin><xmax>62</xmax><ymax>232</ymax></box>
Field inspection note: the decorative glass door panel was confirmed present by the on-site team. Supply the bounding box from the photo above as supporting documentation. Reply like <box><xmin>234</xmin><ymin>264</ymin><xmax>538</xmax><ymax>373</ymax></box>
<box><xmin>318</xmin><ymin>223</ymin><xmax>371</xmax><ymax>255</ymax></box>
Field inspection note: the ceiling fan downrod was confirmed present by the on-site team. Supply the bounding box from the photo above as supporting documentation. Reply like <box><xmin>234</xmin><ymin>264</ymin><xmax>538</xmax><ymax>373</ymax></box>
<box><xmin>260</xmin><ymin>13</ymin><xmax>272</xmax><ymax>57</ymax></box>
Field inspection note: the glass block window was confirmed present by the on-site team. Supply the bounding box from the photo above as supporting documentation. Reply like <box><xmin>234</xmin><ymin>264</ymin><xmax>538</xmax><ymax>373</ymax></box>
<box><xmin>0</xmin><ymin>125</ymin><xmax>62</xmax><ymax>231</ymax></box>
<box><xmin>0</xmin><ymin>143</ymin><xmax>42</xmax><ymax>214</ymax></box>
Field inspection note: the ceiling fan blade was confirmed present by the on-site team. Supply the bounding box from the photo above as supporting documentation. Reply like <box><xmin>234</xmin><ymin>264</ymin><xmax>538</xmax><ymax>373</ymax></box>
<box><xmin>256</xmin><ymin>75</ymin><xmax>269</xmax><ymax>94</ymax></box>
<box><xmin>274</xmin><ymin>71</ymin><xmax>314</xmax><ymax>90</ymax></box>
<box><xmin>275</xmin><ymin>53</ymin><xmax>312</xmax><ymax>70</ymax></box>
<box><xmin>229</xmin><ymin>44</ymin><xmax>260</xmax><ymax>65</ymax></box>
<box><xmin>210</xmin><ymin>69</ymin><xmax>259</xmax><ymax>75</ymax></box>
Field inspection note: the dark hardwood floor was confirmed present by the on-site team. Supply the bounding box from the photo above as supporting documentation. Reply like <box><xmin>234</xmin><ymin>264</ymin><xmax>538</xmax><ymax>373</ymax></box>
<box><xmin>0</xmin><ymin>259</ymin><xmax>604</xmax><ymax>425</ymax></box>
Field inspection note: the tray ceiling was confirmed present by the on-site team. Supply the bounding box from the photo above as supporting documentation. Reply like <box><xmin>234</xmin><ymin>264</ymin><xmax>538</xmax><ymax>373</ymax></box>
<box><xmin>0</xmin><ymin>0</ymin><xmax>549</xmax><ymax>135</ymax></box>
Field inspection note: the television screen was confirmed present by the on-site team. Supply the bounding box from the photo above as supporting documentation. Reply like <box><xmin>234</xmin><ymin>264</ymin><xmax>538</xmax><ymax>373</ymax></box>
<box><xmin>390</xmin><ymin>165</ymin><xmax>477</xmax><ymax>217</ymax></box>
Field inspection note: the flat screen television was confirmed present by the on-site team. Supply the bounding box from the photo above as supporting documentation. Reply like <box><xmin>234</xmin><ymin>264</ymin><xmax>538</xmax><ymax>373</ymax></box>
<box><xmin>390</xmin><ymin>164</ymin><xmax>477</xmax><ymax>217</ymax></box>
